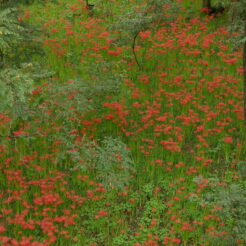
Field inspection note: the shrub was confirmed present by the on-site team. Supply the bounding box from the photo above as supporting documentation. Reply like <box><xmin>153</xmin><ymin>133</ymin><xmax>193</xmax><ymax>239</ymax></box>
<box><xmin>70</xmin><ymin>137</ymin><xmax>135</xmax><ymax>190</ymax></box>
<box><xmin>196</xmin><ymin>173</ymin><xmax>246</xmax><ymax>245</ymax></box>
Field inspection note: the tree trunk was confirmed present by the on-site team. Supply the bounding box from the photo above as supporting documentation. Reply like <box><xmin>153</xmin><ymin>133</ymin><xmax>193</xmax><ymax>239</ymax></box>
<box><xmin>202</xmin><ymin>0</ymin><xmax>211</xmax><ymax>9</ymax></box>
<box><xmin>243</xmin><ymin>19</ymin><xmax>246</xmax><ymax>125</ymax></box>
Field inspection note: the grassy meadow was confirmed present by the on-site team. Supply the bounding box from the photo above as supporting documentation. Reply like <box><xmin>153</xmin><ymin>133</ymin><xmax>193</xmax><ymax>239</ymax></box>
<box><xmin>0</xmin><ymin>0</ymin><xmax>246</xmax><ymax>245</ymax></box>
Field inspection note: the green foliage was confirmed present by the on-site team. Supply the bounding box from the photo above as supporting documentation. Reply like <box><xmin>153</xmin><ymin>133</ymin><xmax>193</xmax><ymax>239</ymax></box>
<box><xmin>238</xmin><ymin>161</ymin><xmax>246</xmax><ymax>180</ymax></box>
<box><xmin>197</xmin><ymin>176</ymin><xmax>246</xmax><ymax>245</ymax></box>
<box><xmin>0</xmin><ymin>65</ymin><xmax>33</xmax><ymax>118</ymax></box>
<box><xmin>0</xmin><ymin>6</ymin><xmax>51</xmax><ymax>121</ymax></box>
<box><xmin>93</xmin><ymin>137</ymin><xmax>135</xmax><ymax>189</ymax></box>
<box><xmin>109</xmin><ymin>0</ymin><xmax>180</xmax><ymax>37</ymax></box>
<box><xmin>145</xmin><ymin>0</ymin><xmax>181</xmax><ymax>25</ymax></box>
<box><xmin>0</xmin><ymin>0</ymin><xmax>57</xmax><ymax>8</ymax></box>
<box><xmin>0</xmin><ymin>62</ymin><xmax>54</xmax><ymax>119</ymax></box>
<box><xmin>86</xmin><ymin>61</ymin><xmax>125</xmax><ymax>98</ymax></box>
<box><xmin>41</xmin><ymin>79</ymin><xmax>95</xmax><ymax>120</ymax></box>
<box><xmin>108</xmin><ymin>0</ymin><xmax>180</xmax><ymax>69</ymax></box>
<box><xmin>0</xmin><ymin>8</ymin><xmax>25</xmax><ymax>66</ymax></box>
<box><xmin>109</xmin><ymin>9</ymin><xmax>152</xmax><ymax>37</ymax></box>
<box><xmin>213</xmin><ymin>0</ymin><xmax>246</xmax><ymax>47</ymax></box>
<box><xmin>213</xmin><ymin>0</ymin><xmax>229</xmax><ymax>8</ymax></box>
<box><xmin>31</xmin><ymin>62</ymin><xmax>126</xmax><ymax>184</ymax></box>
<box><xmin>40</xmin><ymin>64</ymin><xmax>124</xmax><ymax>121</ymax></box>
<box><xmin>70</xmin><ymin>137</ymin><xmax>135</xmax><ymax>190</ymax></box>
<box><xmin>0</xmin><ymin>7</ymin><xmax>44</xmax><ymax>65</ymax></box>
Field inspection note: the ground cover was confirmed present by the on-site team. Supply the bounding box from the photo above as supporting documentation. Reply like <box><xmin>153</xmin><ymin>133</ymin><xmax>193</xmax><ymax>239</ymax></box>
<box><xmin>0</xmin><ymin>0</ymin><xmax>245</xmax><ymax>245</ymax></box>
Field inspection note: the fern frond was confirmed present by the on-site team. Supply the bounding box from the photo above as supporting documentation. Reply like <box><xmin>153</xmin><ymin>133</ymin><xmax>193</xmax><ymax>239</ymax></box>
<box><xmin>0</xmin><ymin>8</ymin><xmax>26</xmax><ymax>54</ymax></box>
<box><xmin>0</xmin><ymin>62</ymin><xmax>55</xmax><ymax>119</ymax></box>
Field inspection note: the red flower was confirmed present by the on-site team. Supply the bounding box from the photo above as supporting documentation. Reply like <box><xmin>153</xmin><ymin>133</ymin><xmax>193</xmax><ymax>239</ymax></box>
<box><xmin>139</xmin><ymin>30</ymin><xmax>151</xmax><ymax>39</ymax></box>
<box><xmin>155</xmin><ymin>116</ymin><xmax>167</xmax><ymax>122</ymax></box>
<box><xmin>0</xmin><ymin>225</ymin><xmax>6</xmax><ymax>234</ymax></box>
<box><xmin>108</xmin><ymin>48</ymin><xmax>122</xmax><ymax>56</ymax></box>
<box><xmin>224</xmin><ymin>136</ymin><xmax>233</xmax><ymax>143</ymax></box>
<box><xmin>172</xmin><ymin>237</ymin><xmax>181</xmax><ymax>244</ymax></box>
<box><xmin>98</xmin><ymin>210</ymin><xmax>108</xmax><ymax>217</ymax></box>
<box><xmin>223</xmin><ymin>58</ymin><xmax>237</xmax><ymax>65</ymax></box>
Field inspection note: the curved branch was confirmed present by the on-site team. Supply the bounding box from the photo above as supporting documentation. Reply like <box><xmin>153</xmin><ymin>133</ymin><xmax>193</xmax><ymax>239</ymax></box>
<box><xmin>244</xmin><ymin>20</ymin><xmax>246</xmax><ymax>125</ymax></box>
<box><xmin>132</xmin><ymin>32</ymin><xmax>141</xmax><ymax>69</ymax></box>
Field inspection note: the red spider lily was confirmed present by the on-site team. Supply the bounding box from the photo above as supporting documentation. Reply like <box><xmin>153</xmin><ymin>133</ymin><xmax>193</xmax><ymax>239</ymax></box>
<box><xmin>155</xmin><ymin>116</ymin><xmax>167</xmax><ymax>122</ymax></box>
<box><xmin>224</xmin><ymin>136</ymin><xmax>233</xmax><ymax>143</ymax></box>
<box><xmin>0</xmin><ymin>114</ymin><xmax>12</xmax><ymax>125</ymax></box>
<box><xmin>160</xmin><ymin>140</ymin><xmax>181</xmax><ymax>152</ymax></box>
<box><xmin>95</xmin><ymin>210</ymin><xmax>108</xmax><ymax>219</ymax></box>
<box><xmin>108</xmin><ymin>48</ymin><xmax>122</xmax><ymax>56</ymax></box>
<box><xmin>12</xmin><ymin>129</ymin><xmax>28</xmax><ymax>137</ymax></box>
<box><xmin>0</xmin><ymin>225</ymin><xmax>6</xmax><ymax>234</ymax></box>
<box><xmin>223</xmin><ymin>58</ymin><xmax>237</xmax><ymax>65</ymax></box>
<box><xmin>98</xmin><ymin>210</ymin><xmax>108</xmax><ymax>216</ymax></box>
<box><xmin>139</xmin><ymin>74</ymin><xmax>150</xmax><ymax>85</ymax></box>
<box><xmin>103</xmin><ymin>113</ymin><xmax>114</xmax><ymax>120</ymax></box>
<box><xmin>139</xmin><ymin>30</ymin><xmax>151</xmax><ymax>39</ymax></box>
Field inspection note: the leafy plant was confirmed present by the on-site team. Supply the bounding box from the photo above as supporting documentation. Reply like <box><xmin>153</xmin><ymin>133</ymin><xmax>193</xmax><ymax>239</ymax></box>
<box><xmin>40</xmin><ymin>64</ymin><xmax>123</xmax><ymax>122</ymax></box>
<box><xmin>213</xmin><ymin>0</ymin><xmax>246</xmax><ymax>44</ymax></box>
<box><xmin>0</xmin><ymin>6</ymin><xmax>53</xmax><ymax>122</ymax></box>
<box><xmin>198</xmin><ymin>176</ymin><xmax>246</xmax><ymax>245</ymax></box>
<box><xmin>0</xmin><ymin>0</ymin><xmax>58</xmax><ymax>7</ymax></box>
<box><xmin>0</xmin><ymin>7</ymin><xmax>43</xmax><ymax>66</ymax></box>
<box><xmin>0</xmin><ymin>63</ymin><xmax>54</xmax><ymax>119</ymax></box>
<box><xmin>0</xmin><ymin>8</ymin><xmax>26</xmax><ymax>68</ymax></box>
<box><xmin>238</xmin><ymin>161</ymin><xmax>246</xmax><ymax>180</ymax></box>
<box><xmin>70</xmin><ymin>137</ymin><xmax>135</xmax><ymax>190</ymax></box>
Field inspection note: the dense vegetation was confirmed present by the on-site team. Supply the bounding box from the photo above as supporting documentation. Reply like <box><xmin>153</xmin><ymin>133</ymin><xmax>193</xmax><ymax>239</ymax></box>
<box><xmin>0</xmin><ymin>0</ymin><xmax>245</xmax><ymax>245</ymax></box>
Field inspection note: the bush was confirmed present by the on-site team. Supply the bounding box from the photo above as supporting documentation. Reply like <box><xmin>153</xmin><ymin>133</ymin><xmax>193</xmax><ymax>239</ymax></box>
<box><xmin>196</xmin><ymin>172</ymin><xmax>246</xmax><ymax>245</ymax></box>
